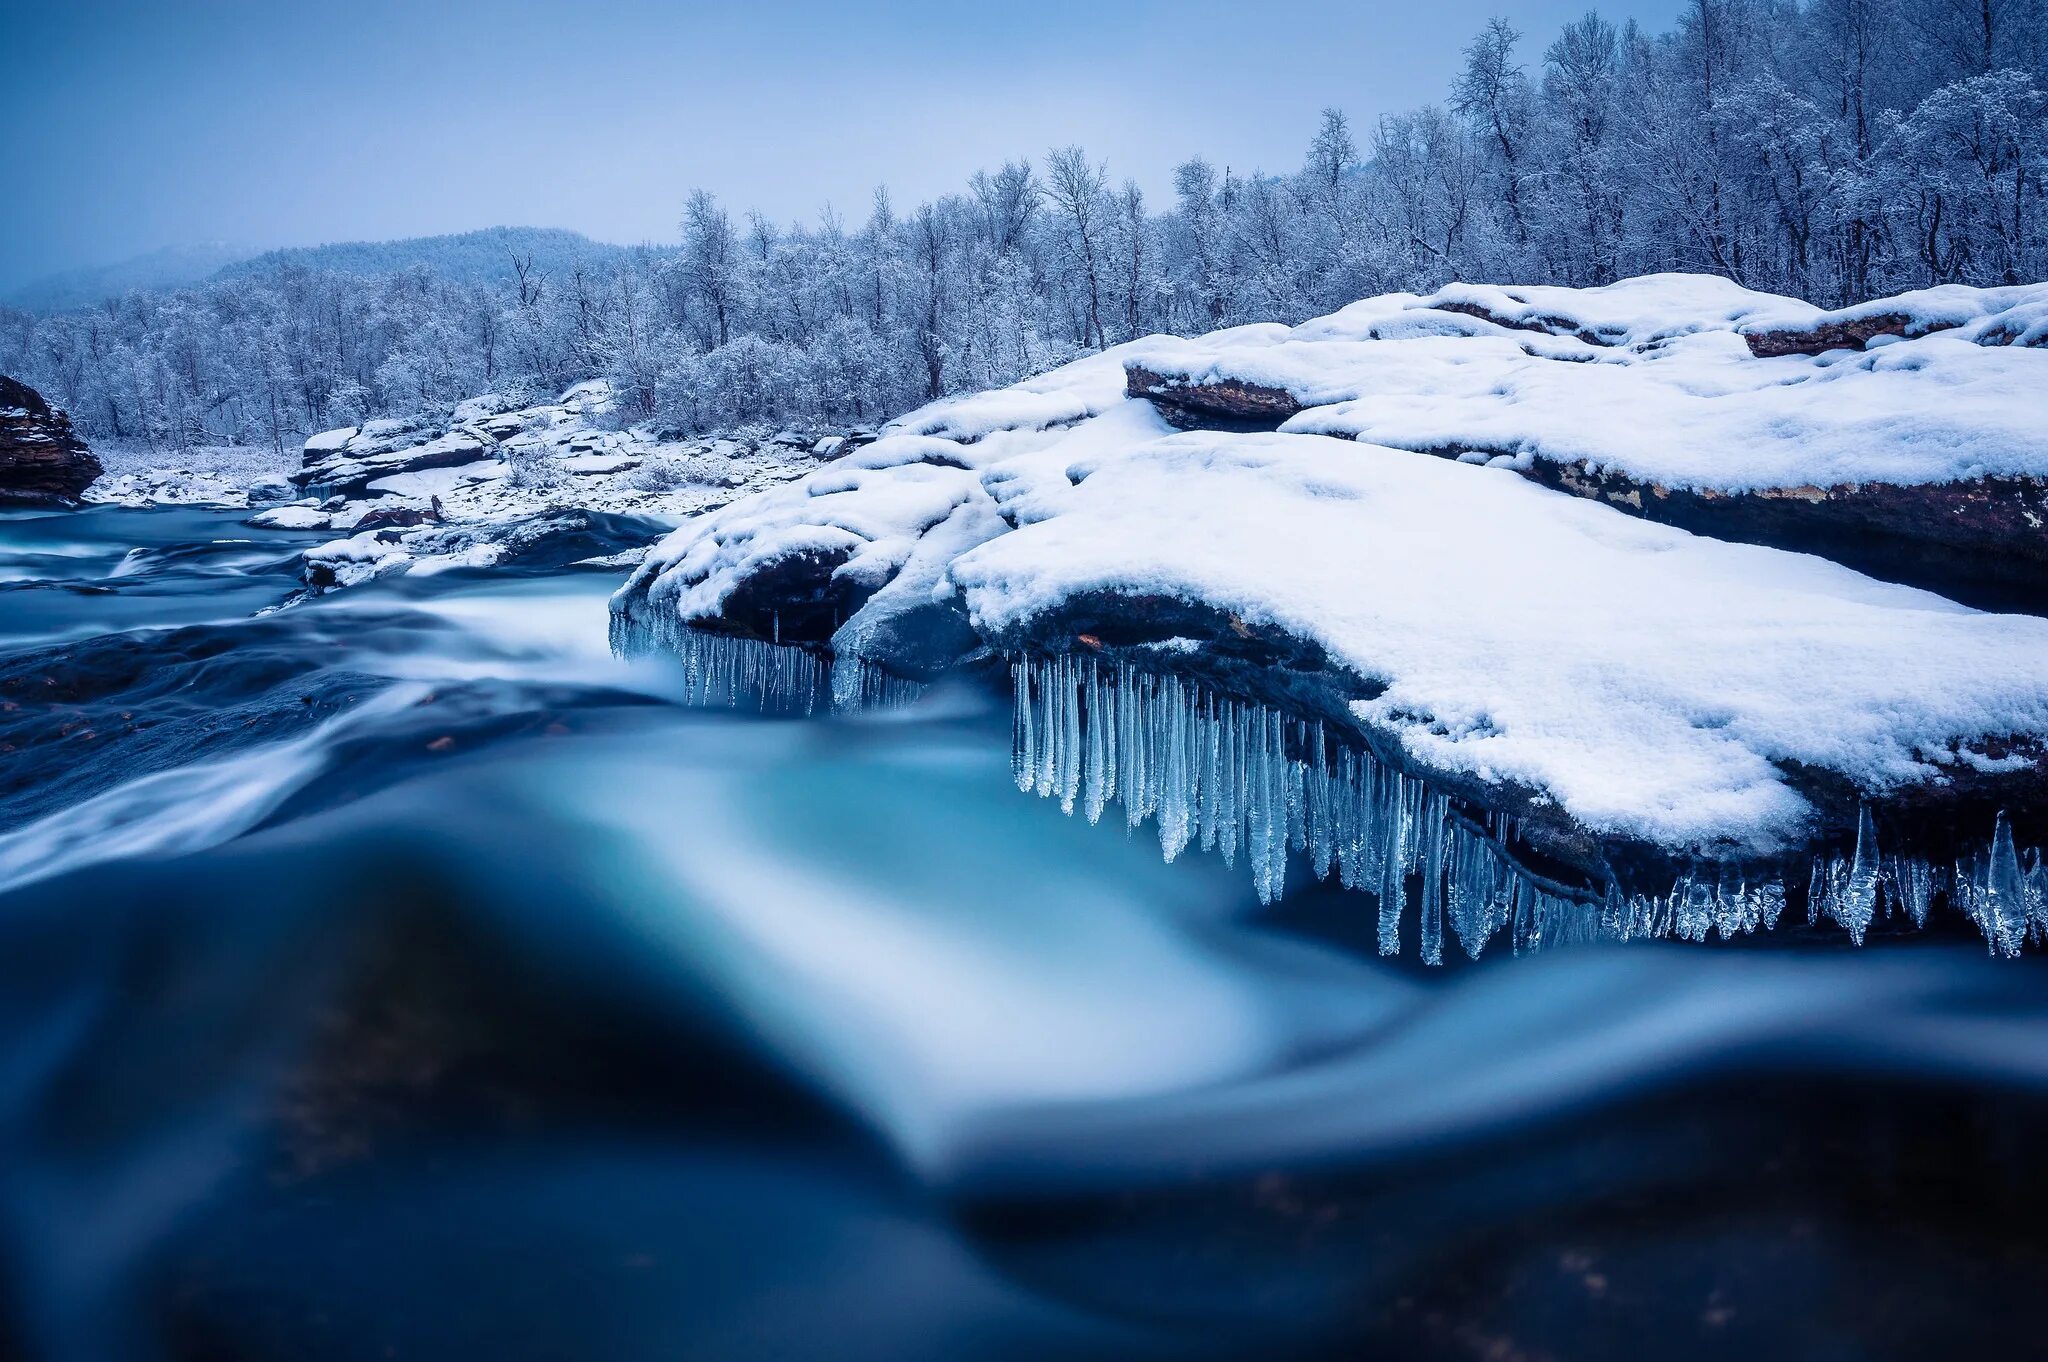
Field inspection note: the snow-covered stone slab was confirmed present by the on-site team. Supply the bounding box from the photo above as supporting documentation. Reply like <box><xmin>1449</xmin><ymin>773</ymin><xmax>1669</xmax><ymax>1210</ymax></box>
<box><xmin>560</xmin><ymin>452</ymin><xmax>640</xmax><ymax>476</ymax></box>
<box><xmin>949</xmin><ymin>428</ymin><xmax>2048</xmax><ymax>859</ymax></box>
<box><xmin>277</xmin><ymin>383</ymin><xmax>827</xmax><ymax>596</ymax></box>
<box><xmin>614</xmin><ymin>354</ymin><xmax>2048</xmax><ymax>939</ymax></box>
<box><xmin>1739</xmin><ymin>282</ymin><xmax>2048</xmax><ymax>356</ymax></box>
<box><xmin>294</xmin><ymin>428</ymin><xmax>494</xmax><ymax>497</ymax></box>
<box><xmin>1121</xmin><ymin>275</ymin><xmax>2048</xmax><ymax>605</ymax></box>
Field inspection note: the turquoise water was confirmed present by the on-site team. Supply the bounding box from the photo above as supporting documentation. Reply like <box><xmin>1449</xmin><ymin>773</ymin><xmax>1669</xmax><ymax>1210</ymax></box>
<box><xmin>2</xmin><ymin>507</ymin><xmax>2045</xmax><ymax>1361</ymax></box>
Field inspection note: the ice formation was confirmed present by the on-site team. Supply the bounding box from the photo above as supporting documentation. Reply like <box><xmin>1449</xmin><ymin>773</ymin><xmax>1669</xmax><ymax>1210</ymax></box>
<box><xmin>610</xmin><ymin>614</ymin><xmax>922</xmax><ymax>716</ymax></box>
<box><xmin>612</xmin><ymin>623</ymin><xmax>2048</xmax><ymax>961</ymax></box>
<box><xmin>1010</xmin><ymin>653</ymin><xmax>2048</xmax><ymax>960</ymax></box>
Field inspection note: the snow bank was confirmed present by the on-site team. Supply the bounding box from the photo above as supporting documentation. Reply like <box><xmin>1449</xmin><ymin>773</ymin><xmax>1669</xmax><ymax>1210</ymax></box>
<box><xmin>1128</xmin><ymin>275</ymin><xmax>2048</xmax><ymax>493</ymax></box>
<box><xmin>949</xmin><ymin>428</ymin><xmax>2048</xmax><ymax>854</ymax></box>
<box><xmin>1279</xmin><ymin>328</ymin><xmax>2048</xmax><ymax>491</ymax></box>
<box><xmin>621</xmin><ymin>274</ymin><xmax>2048</xmax><ymax>879</ymax></box>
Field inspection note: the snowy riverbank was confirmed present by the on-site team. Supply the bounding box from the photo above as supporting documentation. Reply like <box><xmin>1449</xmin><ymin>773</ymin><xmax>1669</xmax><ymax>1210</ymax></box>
<box><xmin>612</xmin><ymin>274</ymin><xmax>2048</xmax><ymax>950</ymax></box>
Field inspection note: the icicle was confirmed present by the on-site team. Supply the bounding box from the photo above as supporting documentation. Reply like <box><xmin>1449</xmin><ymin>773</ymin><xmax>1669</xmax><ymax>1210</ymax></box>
<box><xmin>1033</xmin><ymin>654</ymin><xmax>1059</xmax><ymax>800</ymax></box>
<box><xmin>621</xmin><ymin>622</ymin><xmax>831</xmax><ymax>713</ymax></box>
<box><xmin>2026</xmin><ymin>849</ymin><xmax>2048</xmax><ymax>946</ymax></box>
<box><xmin>1082</xmin><ymin>660</ymin><xmax>1111</xmax><ymax>825</ymax></box>
<box><xmin>1158</xmin><ymin>673</ymin><xmax>1192</xmax><ymax>860</ymax></box>
<box><xmin>1887</xmin><ymin>855</ymin><xmax>1934</xmax><ymax>929</ymax></box>
<box><xmin>1982</xmin><ymin>811</ymin><xmax>2029</xmax><ymax>959</ymax></box>
<box><xmin>1215</xmin><ymin>696</ymin><xmax>1239</xmax><ymax>866</ymax></box>
<box><xmin>999</xmin><ymin>652</ymin><xmax>2046</xmax><ymax>964</ymax></box>
<box><xmin>1833</xmin><ymin>804</ymin><xmax>1881</xmax><ymax>945</ymax></box>
<box><xmin>1058</xmin><ymin>656</ymin><xmax>1083</xmax><ymax>815</ymax></box>
<box><xmin>1807</xmin><ymin>857</ymin><xmax>1839</xmax><ymax>930</ymax></box>
<box><xmin>1417</xmin><ymin>796</ymin><xmax>1446</xmax><ymax>966</ymax></box>
<box><xmin>1013</xmin><ymin>661</ymin><xmax>1036</xmax><ymax>794</ymax></box>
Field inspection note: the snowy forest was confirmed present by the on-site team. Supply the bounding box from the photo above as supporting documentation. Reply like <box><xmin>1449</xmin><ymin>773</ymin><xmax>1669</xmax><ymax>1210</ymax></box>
<box><xmin>4</xmin><ymin>0</ymin><xmax>2045</xmax><ymax>453</ymax></box>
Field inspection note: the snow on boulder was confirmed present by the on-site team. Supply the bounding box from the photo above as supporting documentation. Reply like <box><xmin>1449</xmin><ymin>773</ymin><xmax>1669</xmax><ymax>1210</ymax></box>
<box><xmin>947</xmin><ymin>428</ymin><xmax>2048</xmax><ymax>864</ymax></box>
<box><xmin>1120</xmin><ymin>275</ymin><xmax>2048</xmax><ymax>606</ymax></box>
<box><xmin>450</xmin><ymin>392</ymin><xmax>521</xmax><ymax>423</ymax></box>
<box><xmin>892</xmin><ymin>346</ymin><xmax>1136</xmax><ymax>442</ymax></box>
<box><xmin>1421</xmin><ymin>273</ymin><xmax>1812</xmax><ymax>347</ymax></box>
<box><xmin>1739</xmin><ymin>282</ymin><xmax>2048</xmax><ymax>356</ymax></box>
<box><xmin>614</xmin><ymin>329</ymin><xmax>2048</xmax><ymax>943</ymax></box>
<box><xmin>294</xmin><ymin>426</ymin><xmax>495</xmax><ymax>497</ymax></box>
<box><xmin>303</xmin><ymin>425</ymin><xmax>357</xmax><ymax>456</ymax></box>
<box><xmin>614</xmin><ymin>433</ymin><xmax>1000</xmax><ymax>648</ymax></box>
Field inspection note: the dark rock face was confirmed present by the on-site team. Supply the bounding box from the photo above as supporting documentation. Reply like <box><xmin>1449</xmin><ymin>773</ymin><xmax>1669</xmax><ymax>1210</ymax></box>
<box><xmin>1125</xmin><ymin>365</ymin><xmax>1302</xmax><ymax>431</ymax></box>
<box><xmin>1528</xmin><ymin>461</ymin><xmax>2048</xmax><ymax>614</ymax></box>
<box><xmin>490</xmin><ymin>510</ymin><xmax>671</xmax><ymax>571</ymax></box>
<box><xmin>619</xmin><ymin>545</ymin><xmax>875</xmax><ymax>648</ymax></box>
<box><xmin>839</xmin><ymin>597</ymin><xmax>981</xmax><ymax>682</ymax></box>
<box><xmin>1741</xmin><ymin>311</ymin><xmax>1931</xmax><ymax>358</ymax></box>
<box><xmin>1433</xmin><ymin>299</ymin><xmax>1614</xmax><ymax>346</ymax></box>
<box><xmin>350</xmin><ymin>504</ymin><xmax>436</xmax><ymax>533</ymax></box>
<box><xmin>0</xmin><ymin>376</ymin><xmax>103</xmax><ymax>506</ymax></box>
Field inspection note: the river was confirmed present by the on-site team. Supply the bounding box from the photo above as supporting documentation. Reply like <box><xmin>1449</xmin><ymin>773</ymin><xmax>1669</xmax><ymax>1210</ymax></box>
<box><xmin>2</xmin><ymin>505</ymin><xmax>2044</xmax><ymax>1361</ymax></box>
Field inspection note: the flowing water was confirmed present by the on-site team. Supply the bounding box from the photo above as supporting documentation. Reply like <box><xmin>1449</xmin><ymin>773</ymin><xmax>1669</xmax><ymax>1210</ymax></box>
<box><xmin>3</xmin><ymin>506</ymin><xmax>2046</xmax><ymax>1362</ymax></box>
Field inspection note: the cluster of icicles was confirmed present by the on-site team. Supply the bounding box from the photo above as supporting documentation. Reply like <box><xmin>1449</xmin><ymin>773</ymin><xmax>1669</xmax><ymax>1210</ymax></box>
<box><xmin>1010</xmin><ymin>653</ymin><xmax>2048</xmax><ymax>961</ymax></box>
<box><xmin>608</xmin><ymin>612</ymin><xmax>923</xmax><ymax>713</ymax></box>
<box><xmin>612</xmin><ymin>621</ymin><xmax>2048</xmax><ymax>961</ymax></box>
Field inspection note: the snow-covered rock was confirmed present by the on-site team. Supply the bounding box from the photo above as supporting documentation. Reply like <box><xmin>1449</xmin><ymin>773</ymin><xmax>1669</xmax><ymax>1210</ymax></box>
<box><xmin>245</xmin><ymin>473</ymin><xmax>296</xmax><ymax>506</ymax></box>
<box><xmin>1738</xmin><ymin>282</ymin><xmax>2048</xmax><ymax>356</ymax></box>
<box><xmin>278</xmin><ymin>383</ymin><xmax>821</xmax><ymax>593</ymax></box>
<box><xmin>1124</xmin><ymin>275</ymin><xmax>2048</xmax><ymax>604</ymax></box>
<box><xmin>613</xmin><ymin>276</ymin><xmax>2048</xmax><ymax>930</ymax></box>
<box><xmin>294</xmin><ymin>426</ymin><xmax>495</xmax><ymax>497</ymax></box>
<box><xmin>84</xmin><ymin>467</ymin><xmax>252</xmax><ymax>508</ymax></box>
<box><xmin>248</xmin><ymin>503</ymin><xmax>333</xmax><ymax>530</ymax></box>
<box><xmin>302</xmin><ymin>509</ymin><xmax>672</xmax><ymax>591</ymax></box>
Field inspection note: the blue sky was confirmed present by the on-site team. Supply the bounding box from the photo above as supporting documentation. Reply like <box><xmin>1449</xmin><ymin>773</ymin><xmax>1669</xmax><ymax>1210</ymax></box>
<box><xmin>0</xmin><ymin>0</ymin><xmax>1682</xmax><ymax>290</ymax></box>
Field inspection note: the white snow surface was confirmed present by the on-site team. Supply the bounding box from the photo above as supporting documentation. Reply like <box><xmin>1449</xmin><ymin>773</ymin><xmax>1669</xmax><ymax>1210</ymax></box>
<box><xmin>1127</xmin><ymin>274</ymin><xmax>2048</xmax><ymax>492</ymax></box>
<box><xmin>1741</xmin><ymin>281</ymin><xmax>2048</xmax><ymax>341</ymax></box>
<box><xmin>626</xmin><ymin>278</ymin><xmax>2048</xmax><ymax>854</ymax></box>
<box><xmin>950</xmin><ymin>427</ymin><xmax>2048</xmax><ymax>852</ymax></box>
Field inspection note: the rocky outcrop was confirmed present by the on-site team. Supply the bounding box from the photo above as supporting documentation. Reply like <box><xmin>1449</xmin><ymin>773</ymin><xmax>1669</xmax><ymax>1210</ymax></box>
<box><xmin>293</xmin><ymin>420</ymin><xmax>496</xmax><ymax>498</ymax></box>
<box><xmin>1740</xmin><ymin>310</ymin><xmax>1928</xmax><ymax>358</ymax></box>
<box><xmin>1431</xmin><ymin>299</ymin><xmax>1613</xmax><ymax>346</ymax></box>
<box><xmin>1125</xmin><ymin>365</ymin><xmax>1303</xmax><ymax>430</ymax></box>
<box><xmin>300</xmin><ymin>507</ymin><xmax>672</xmax><ymax>593</ymax></box>
<box><xmin>272</xmin><ymin>384</ymin><xmax>828</xmax><ymax>595</ymax></box>
<box><xmin>0</xmin><ymin>377</ymin><xmax>103</xmax><ymax>506</ymax></box>
<box><xmin>1738</xmin><ymin>284</ymin><xmax>2048</xmax><ymax>356</ymax></box>
<box><xmin>1120</xmin><ymin>278</ymin><xmax>2048</xmax><ymax>611</ymax></box>
<box><xmin>1530</xmin><ymin>463</ymin><xmax>2048</xmax><ymax>611</ymax></box>
<box><xmin>612</xmin><ymin>277</ymin><xmax>2048</xmax><ymax>956</ymax></box>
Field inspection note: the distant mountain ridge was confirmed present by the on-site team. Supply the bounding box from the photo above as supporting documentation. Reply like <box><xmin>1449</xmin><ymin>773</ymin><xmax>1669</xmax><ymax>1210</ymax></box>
<box><xmin>4</xmin><ymin>227</ymin><xmax>627</xmax><ymax>313</ymax></box>
<box><xmin>2</xmin><ymin>241</ymin><xmax>258</xmax><ymax>313</ymax></box>
<box><xmin>215</xmin><ymin>227</ymin><xmax>627</xmax><ymax>288</ymax></box>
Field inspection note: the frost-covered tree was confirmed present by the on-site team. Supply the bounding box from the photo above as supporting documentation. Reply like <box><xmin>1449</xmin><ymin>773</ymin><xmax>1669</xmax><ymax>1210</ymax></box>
<box><xmin>4</xmin><ymin>0</ymin><xmax>2043</xmax><ymax>454</ymax></box>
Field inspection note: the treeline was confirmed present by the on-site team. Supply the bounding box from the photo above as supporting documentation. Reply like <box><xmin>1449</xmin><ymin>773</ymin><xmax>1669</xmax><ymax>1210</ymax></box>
<box><xmin>4</xmin><ymin>0</ymin><xmax>2044</xmax><ymax>453</ymax></box>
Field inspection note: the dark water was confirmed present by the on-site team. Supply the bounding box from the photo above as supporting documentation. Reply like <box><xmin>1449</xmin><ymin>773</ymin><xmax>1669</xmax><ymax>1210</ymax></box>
<box><xmin>3</xmin><ymin>506</ymin><xmax>2046</xmax><ymax>1362</ymax></box>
